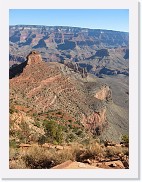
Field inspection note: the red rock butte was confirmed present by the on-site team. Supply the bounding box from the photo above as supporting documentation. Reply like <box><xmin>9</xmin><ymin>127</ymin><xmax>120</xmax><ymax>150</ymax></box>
<box><xmin>27</xmin><ymin>51</ymin><xmax>42</xmax><ymax>65</ymax></box>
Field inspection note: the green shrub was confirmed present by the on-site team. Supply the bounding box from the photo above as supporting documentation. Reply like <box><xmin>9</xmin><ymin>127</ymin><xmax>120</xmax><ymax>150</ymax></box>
<box><xmin>68</xmin><ymin>133</ymin><xmax>76</xmax><ymax>142</ymax></box>
<box><xmin>38</xmin><ymin>135</ymin><xmax>46</xmax><ymax>145</ymax></box>
<box><xmin>33</xmin><ymin>113</ymin><xmax>37</xmax><ymax>117</ymax></box>
<box><xmin>9</xmin><ymin>105</ymin><xmax>16</xmax><ymax>114</ymax></box>
<box><xmin>18</xmin><ymin>122</ymin><xmax>31</xmax><ymax>143</ymax></box>
<box><xmin>34</xmin><ymin>121</ymin><xmax>40</xmax><ymax>127</ymax></box>
<box><xmin>43</xmin><ymin>120</ymin><xmax>63</xmax><ymax>144</ymax></box>
<box><xmin>9</xmin><ymin>108</ymin><xmax>14</xmax><ymax>114</ymax></box>
<box><xmin>68</xmin><ymin>119</ymin><xmax>72</xmax><ymax>123</ymax></box>
<box><xmin>121</xmin><ymin>135</ymin><xmax>129</xmax><ymax>144</ymax></box>
<box><xmin>76</xmin><ymin>129</ymin><xmax>83</xmax><ymax>136</ymax></box>
<box><xmin>56</xmin><ymin>111</ymin><xmax>62</xmax><ymax>115</ymax></box>
<box><xmin>9</xmin><ymin>140</ymin><xmax>17</xmax><ymax>148</ymax></box>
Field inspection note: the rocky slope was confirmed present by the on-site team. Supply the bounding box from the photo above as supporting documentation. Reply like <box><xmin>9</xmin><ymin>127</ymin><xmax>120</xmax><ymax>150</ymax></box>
<box><xmin>10</xmin><ymin>51</ymin><xmax>128</xmax><ymax>143</ymax></box>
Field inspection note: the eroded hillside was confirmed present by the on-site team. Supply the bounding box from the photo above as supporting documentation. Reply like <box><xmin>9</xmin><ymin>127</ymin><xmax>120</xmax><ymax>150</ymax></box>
<box><xmin>9</xmin><ymin>51</ymin><xmax>129</xmax><ymax>169</ymax></box>
<box><xmin>10</xmin><ymin>51</ymin><xmax>128</xmax><ymax>144</ymax></box>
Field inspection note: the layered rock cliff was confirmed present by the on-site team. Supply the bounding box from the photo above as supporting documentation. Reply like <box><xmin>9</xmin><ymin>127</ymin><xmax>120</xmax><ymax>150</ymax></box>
<box><xmin>9</xmin><ymin>25</ymin><xmax>129</xmax><ymax>78</ymax></box>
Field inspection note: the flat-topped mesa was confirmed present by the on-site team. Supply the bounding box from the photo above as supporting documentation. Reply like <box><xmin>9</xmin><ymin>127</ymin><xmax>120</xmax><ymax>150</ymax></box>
<box><xmin>27</xmin><ymin>50</ymin><xmax>42</xmax><ymax>65</ymax></box>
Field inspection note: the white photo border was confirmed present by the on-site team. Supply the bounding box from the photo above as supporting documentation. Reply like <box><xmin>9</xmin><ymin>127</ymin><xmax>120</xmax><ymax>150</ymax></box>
<box><xmin>0</xmin><ymin>0</ymin><xmax>139</xmax><ymax>179</ymax></box>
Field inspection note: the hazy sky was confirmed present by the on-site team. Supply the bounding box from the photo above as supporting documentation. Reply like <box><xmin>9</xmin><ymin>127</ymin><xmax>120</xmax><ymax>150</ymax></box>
<box><xmin>9</xmin><ymin>9</ymin><xmax>129</xmax><ymax>32</ymax></box>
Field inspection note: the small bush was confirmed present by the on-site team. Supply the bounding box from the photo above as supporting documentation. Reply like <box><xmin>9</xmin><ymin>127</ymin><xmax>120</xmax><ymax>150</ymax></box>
<box><xmin>68</xmin><ymin>133</ymin><xmax>76</xmax><ymax>142</ymax></box>
<box><xmin>9</xmin><ymin>108</ymin><xmax>14</xmax><ymax>114</ymax></box>
<box><xmin>105</xmin><ymin>146</ymin><xmax>123</xmax><ymax>157</ymax></box>
<box><xmin>76</xmin><ymin>129</ymin><xmax>83</xmax><ymax>136</ymax></box>
<box><xmin>9</xmin><ymin>140</ymin><xmax>17</xmax><ymax>148</ymax></box>
<box><xmin>105</xmin><ymin>145</ymin><xmax>129</xmax><ymax>158</ymax></box>
<box><xmin>122</xmin><ymin>147</ymin><xmax>129</xmax><ymax>156</ymax></box>
<box><xmin>34</xmin><ymin>121</ymin><xmax>40</xmax><ymax>127</ymax></box>
<box><xmin>86</xmin><ymin>142</ymin><xmax>105</xmax><ymax>157</ymax></box>
<box><xmin>43</xmin><ymin>120</ymin><xmax>64</xmax><ymax>144</ymax></box>
<box><xmin>19</xmin><ymin>122</ymin><xmax>31</xmax><ymax>143</ymax></box>
<box><xmin>23</xmin><ymin>146</ymin><xmax>53</xmax><ymax>169</ymax></box>
<box><xmin>76</xmin><ymin>142</ymin><xmax>105</xmax><ymax>161</ymax></box>
<box><xmin>9</xmin><ymin>105</ymin><xmax>16</xmax><ymax>114</ymax></box>
<box><xmin>121</xmin><ymin>135</ymin><xmax>129</xmax><ymax>144</ymax></box>
<box><xmin>23</xmin><ymin>146</ymin><xmax>76</xmax><ymax>169</ymax></box>
<box><xmin>33</xmin><ymin>113</ymin><xmax>37</xmax><ymax>117</ymax></box>
<box><xmin>56</xmin><ymin>111</ymin><xmax>62</xmax><ymax>115</ymax></box>
<box><xmin>38</xmin><ymin>135</ymin><xmax>46</xmax><ymax>145</ymax></box>
<box><xmin>68</xmin><ymin>119</ymin><xmax>72</xmax><ymax>123</ymax></box>
<box><xmin>9</xmin><ymin>148</ymin><xmax>27</xmax><ymax>168</ymax></box>
<box><xmin>52</xmin><ymin>149</ymin><xmax>75</xmax><ymax>164</ymax></box>
<box><xmin>9</xmin><ymin>148</ymin><xmax>19</xmax><ymax>160</ymax></box>
<box><xmin>9</xmin><ymin>158</ymin><xmax>27</xmax><ymax>169</ymax></box>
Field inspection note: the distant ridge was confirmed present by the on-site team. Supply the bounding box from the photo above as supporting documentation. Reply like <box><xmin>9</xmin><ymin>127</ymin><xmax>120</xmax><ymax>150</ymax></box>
<box><xmin>9</xmin><ymin>24</ymin><xmax>129</xmax><ymax>33</ymax></box>
<box><xmin>9</xmin><ymin>25</ymin><xmax>129</xmax><ymax>69</ymax></box>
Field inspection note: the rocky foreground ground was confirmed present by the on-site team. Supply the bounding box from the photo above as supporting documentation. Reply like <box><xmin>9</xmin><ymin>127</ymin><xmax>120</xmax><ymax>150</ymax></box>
<box><xmin>10</xmin><ymin>140</ymin><xmax>129</xmax><ymax>169</ymax></box>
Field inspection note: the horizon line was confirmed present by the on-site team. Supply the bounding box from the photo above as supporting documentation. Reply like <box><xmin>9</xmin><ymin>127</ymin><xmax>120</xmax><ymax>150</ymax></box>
<box><xmin>9</xmin><ymin>24</ymin><xmax>129</xmax><ymax>33</ymax></box>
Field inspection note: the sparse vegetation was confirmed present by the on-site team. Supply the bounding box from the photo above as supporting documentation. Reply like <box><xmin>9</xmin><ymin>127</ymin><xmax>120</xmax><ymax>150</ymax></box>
<box><xmin>34</xmin><ymin>120</ymin><xmax>40</xmax><ymax>127</ymax></box>
<box><xmin>9</xmin><ymin>139</ymin><xmax>129</xmax><ymax>169</ymax></box>
<box><xmin>9</xmin><ymin>46</ymin><xmax>129</xmax><ymax>169</ymax></box>
<box><xmin>9</xmin><ymin>139</ymin><xmax>18</xmax><ymax>148</ymax></box>
<box><xmin>9</xmin><ymin>104</ymin><xmax>17</xmax><ymax>114</ymax></box>
<box><xmin>38</xmin><ymin>135</ymin><xmax>46</xmax><ymax>146</ymax></box>
<box><xmin>43</xmin><ymin>120</ymin><xmax>64</xmax><ymax>144</ymax></box>
<box><xmin>121</xmin><ymin>135</ymin><xmax>129</xmax><ymax>144</ymax></box>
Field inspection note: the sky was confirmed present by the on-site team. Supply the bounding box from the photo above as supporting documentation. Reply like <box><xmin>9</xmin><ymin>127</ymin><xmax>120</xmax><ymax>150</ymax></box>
<box><xmin>9</xmin><ymin>9</ymin><xmax>129</xmax><ymax>32</ymax></box>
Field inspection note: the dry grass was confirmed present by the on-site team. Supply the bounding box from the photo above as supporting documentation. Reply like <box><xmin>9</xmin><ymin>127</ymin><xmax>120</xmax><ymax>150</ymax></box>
<box><xmin>23</xmin><ymin>146</ymin><xmax>54</xmax><ymax>169</ymax></box>
<box><xmin>9</xmin><ymin>148</ymin><xmax>19</xmax><ymax>161</ymax></box>
<box><xmin>9</xmin><ymin>141</ymin><xmax>129</xmax><ymax>169</ymax></box>
<box><xmin>9</xmin><ymin>158</ymin><xmax>27</xmax><ymax>169</ymax></box>
<box><xmin>76</xmin><ymin>141</ymin><xmax>105</xmax><ymax>162</ymax></box>
<box><xmin>104</xmin><ymin>146</ymin><xmax>129</xmax><ymax>158</ymax></box>
<box><xmin>22</xmin><ymin>145</ymin><xmax>78</xmax><ymax>169</ymax></box>
<box><xmin>9</xmin><ymin>148</ymin><xmax>27</xmax><ymax>169</ymax></box>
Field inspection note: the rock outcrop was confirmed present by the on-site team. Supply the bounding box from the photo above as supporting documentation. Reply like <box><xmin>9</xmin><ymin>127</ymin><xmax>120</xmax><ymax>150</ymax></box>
<box><xmin>10</xmin><ymin>52</ymin><xmax>113</xmax><ymax>136</ymax></box>
<box><xmin>94</xmin><ymin>85</ymin><xmax>112</xmax><ymax>101</ymax></box>
<box><xmin>81</xmin><ymin>102</ymin><xmax>107</xmax><ymax>135</ymax></box>
<box><xmin>27</xmin><ymin>50</ymin><xmax>42</xmax><ymax>65</ymax></box>
<box><xmin>64</xmin><ymin>61</ymin><xmax>88</xmax><ymax>78</ymax></box>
